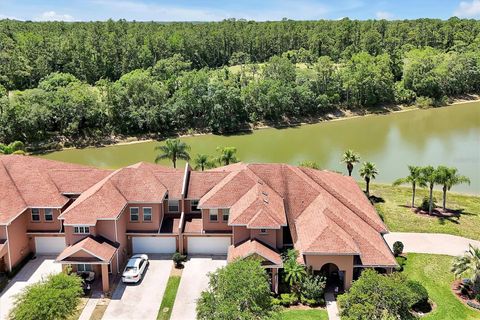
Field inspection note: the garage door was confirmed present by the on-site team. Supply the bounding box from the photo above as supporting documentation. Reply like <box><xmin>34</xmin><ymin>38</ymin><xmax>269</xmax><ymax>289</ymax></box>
<box><xmin>187</xmin><ymin>237</ymin><xmax>231</xmax><ymax>255</ymax></box>
<box><xmin>35</xmin><ymin>237</ymin><xmax>66</xmax><ymax>254</ymax></box>
<box><xmin>132</xmin><ymin>237</ymin><xmax>177</xmax><ymax>254</ymax></box>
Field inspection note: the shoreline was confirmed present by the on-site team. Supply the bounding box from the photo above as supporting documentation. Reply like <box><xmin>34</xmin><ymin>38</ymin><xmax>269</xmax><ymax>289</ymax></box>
<box><xmin>38</xmin><ymin>96</ymin><xmax>480</xmax><ymax>151</ymax></box>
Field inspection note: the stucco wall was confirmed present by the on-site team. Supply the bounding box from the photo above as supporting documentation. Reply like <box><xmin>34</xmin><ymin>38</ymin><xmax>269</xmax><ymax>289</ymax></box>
<box><xmin>65</xmin><ymin>226</ymin><xmax>96</xmax><ymax>246</ymax></box>
<box><xmin>7</xmin><ymin>210</ymin><xmax>30</xmax><ymax>270</ymax></box>
<box><xmin>26</xmin><ymin>208</ymin><xmax>62</xmax><ymax>231</ymax></box>
<box><xmin>124</xmin><ymin>203</ymin><xmax>162</xmax><ymax>232</ymax></box>
<box><xmin>304</xmin><ymin>254</ymin><xmax>354</xmax><ymax>289</ymax></box>
<box><xmin>202</xmin><ymin>209</ymin><xmax>232</xmax><ymax>232</ymax></box>
<box><xmin>250</xmin><ymin>229</ymin><xmax>278</xmax><ymax>248</ymax></box>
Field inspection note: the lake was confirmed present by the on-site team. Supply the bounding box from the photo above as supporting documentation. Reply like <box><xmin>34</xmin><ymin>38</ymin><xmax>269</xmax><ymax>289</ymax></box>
<box><xmin>40</xmin><ymin>101</ymin><xmax>480</xmax><ymax>194</ymax></box>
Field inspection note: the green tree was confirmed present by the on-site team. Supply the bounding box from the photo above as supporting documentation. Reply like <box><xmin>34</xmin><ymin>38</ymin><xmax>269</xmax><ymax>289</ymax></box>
<box><xmin>435</xmin><ymin>166</ymin><xmax>471</xmax><ymax>210</ymax></box>
<box><xmin>0</xmin><ymin>141</ymin><xmax>25</xmax><ymax>155</ymax></box>
<box><xmin>193</xmin><ymin>153</ymin><xmax>215</xmax><ymax>171</ymax></box>
<box><xmin>216</xmin><ymin>146</ymin><xmax>239</xmax><ymax>166</ymax></box>
<box><xmin>421</xmin><ymin>166</ymin><xmax>438</xmax><ymax>215</ymax></box>
<box><xmin>197</xmin><ymin>259</ymin><xmax>277</xmax><ymax>320</ymax></box>
<box><xmin>359</xmin><ymin>162</ymin><xmax>378</xmax><ymax>198</ymax></box>
<box><xmin>298</xmin><ymin>160</ymin><xmax>320</xmax><ymax>170</ymax></box>
<box><xmin>452</xmin><ymin>245</ymin><xmax>480</xmax><ymax>294</ymax></box>
<box><xmin>341</xmin><ymin>149</ymin><xmax>361</xmax><ymax>176</ymax></box>
<box><xmin>155</xmin><ymin>139</ymin><xmax>191</xmax><ymax>168</ymax></box>
<box><xmin>283</xmin><ymin>249</ymin><xmax>307</xmax><ymax>294</ymax></box>
<box><xmin>392</xmin><ymin>165</ymin><xmax>426</xmax><ymax>208</ymax></box>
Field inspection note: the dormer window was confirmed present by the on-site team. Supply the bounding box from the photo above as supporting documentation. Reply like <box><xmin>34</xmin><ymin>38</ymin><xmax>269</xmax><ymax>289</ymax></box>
<box><xmin>168</xmin><ymin>200</ymin><xmax>180</xmax><ymax>213</ymax></box>
<box><xmin>73</xmin><ymin>226</ymin><xmax>90</xmax><ymax>234</ymax></box>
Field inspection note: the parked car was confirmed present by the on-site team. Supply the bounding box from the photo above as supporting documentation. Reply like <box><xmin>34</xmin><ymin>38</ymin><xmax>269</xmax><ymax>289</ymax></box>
<box><xmin>122</xmin><ymin>254</ymin><xmax>149</xmax><ymax>283</ymax></box>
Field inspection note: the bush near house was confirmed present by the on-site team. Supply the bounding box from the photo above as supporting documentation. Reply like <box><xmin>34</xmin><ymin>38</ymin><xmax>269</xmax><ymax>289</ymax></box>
<box><xmin>172</xmin><ymin>252</ymin><xmax>187</xmax><ymax>268</ymax></box>
<box><xmin>196</xmin><ymin>258</ymin><xmax>278</xmax><ymax>320</ymax></box>
<box><xmin>9</xmin><ymin>272</ymin><xmax>83</xmax><ymax>320</ymax></box>
<box><xmin>393</xmin><ymin>241</ymin><xmax>404</xmax><ymax>256</ymax></box>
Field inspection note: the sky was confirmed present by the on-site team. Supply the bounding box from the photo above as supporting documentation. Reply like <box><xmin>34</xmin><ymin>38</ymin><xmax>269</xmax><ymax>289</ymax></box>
<box><xmin>0</xmin><ymin>0</ymin><xmax>479</xmax><ymax>22</ymax></box>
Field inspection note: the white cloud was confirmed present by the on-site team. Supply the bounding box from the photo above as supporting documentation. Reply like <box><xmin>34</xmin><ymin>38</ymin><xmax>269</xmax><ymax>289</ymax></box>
<box><xmin>454</xmin><ymin>0</ymin><xmax>480</xmax><ymax>18</ymax></box>
<box><xmin>376</xmin><ymin>11</ymin><xmax>393</xmax><ymax>20</ymax></box>
<box><xmin>36</xmin><ymin>11</ymin><xmax>74</xmax><ymax>21</ymax></box>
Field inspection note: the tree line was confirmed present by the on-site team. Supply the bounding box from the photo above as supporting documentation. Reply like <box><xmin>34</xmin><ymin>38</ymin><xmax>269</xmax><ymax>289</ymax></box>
<box><xmin>0</xmin><ymin>18</ymin><xmax>479</xmax><ymax>147</ymax></box>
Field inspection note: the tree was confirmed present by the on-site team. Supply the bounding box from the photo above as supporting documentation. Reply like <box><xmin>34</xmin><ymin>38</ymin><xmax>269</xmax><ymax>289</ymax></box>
<box><xmin>452</xmin><ymin>245</ymin><xmax>480</xmax><ymax>295</ymax></box>
<box><xmin>216</xmin><ymin>146</ymin><xmax>238</xmax><ymax>166</ymax></box>
<box><xmin>421</xmin><ymin>166</ymin><xmax>438</xmax><ymax>215</ymax></box>
<box><xmin>283</xmin><ymin>249</ymin><xmax>307</xmax><ymax>294</ymax></box>
<box><xmin>9</xmin><ymin>272</ymin><xmax>83</xmax><ymax>320</ymax></box>
<box><xmin>0</xmin><ymin>141</ymin><xmax>25</xmax><ymax>155</ymax></box>
<box><xmin>341</xmin><ymin>150</ymin><xmax>360</xmax><ymax>176</ymax></box>
<box><xmin>392</xmin><ymin>165</ymin><xmax>426</xmax><ymax>208</ymax></box>
<box><xmin>298</xmin><ymin>160</ymin><xmax>320</xmax><ymax>169</ymax></box>
<box><xmin>194</xmin><ymin>153</ymin><xmax>215</xmax><ymax>171</ymax></box>
<box><xmin>435</xmin><ymin>166</ymin><xmax>471</xmax><ymax>210</ymax></box>
<box><xmin>154</xmin><ymin>139</ymin><xmax>190</xmax><ymax>168</ymax></box>
<box><xmin>197</xmin><ymin>259</ymin><xmax>277</xmax><ymax>320</ymax></box>
<box><xmin>359</xmin><ymin>161</ymin><xmax>378</xmax><ymax>197</ymax></box>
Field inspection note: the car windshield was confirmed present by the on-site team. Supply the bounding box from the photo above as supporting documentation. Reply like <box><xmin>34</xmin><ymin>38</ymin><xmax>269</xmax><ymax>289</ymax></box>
<box><xmin>125</xmin><ymin>266</ymin><xmax>137</xmax><ymax>272</ymax></box>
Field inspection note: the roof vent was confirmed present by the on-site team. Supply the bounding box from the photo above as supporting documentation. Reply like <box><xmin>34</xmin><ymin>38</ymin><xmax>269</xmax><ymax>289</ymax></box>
<box><xmin>262</xmin><ymin>191</ymin><xmax>268</xmax><ymax>197</ymax></box>
<box><xmin>263</xmin><ymin>199</ymin><xmax>269</xmax><ymax>204</ymax></box>
<box><xmin>258</xmin><ymin>180</ymin><xmax>264</xmax><ymax>185</ymax></box>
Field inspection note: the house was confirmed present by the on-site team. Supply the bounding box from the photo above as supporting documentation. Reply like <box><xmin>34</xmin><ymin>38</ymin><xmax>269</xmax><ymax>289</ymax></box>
<box><xmin>0</xmin><ymin>155</ymin><xmax>397</xmax><ymax>293</ymax></box>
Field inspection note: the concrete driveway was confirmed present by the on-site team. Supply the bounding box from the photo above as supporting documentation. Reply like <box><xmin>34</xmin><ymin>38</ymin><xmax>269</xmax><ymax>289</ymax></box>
<box><xmin>102</xmin><ymin>256</ymin><xmax>171</xmax><ymax>320</ymax></box>
<box><xmin>0</xmin><ymin>256</ymin><xmax>61</xmax><ymax>319</ymax></box>
<box><xmin>384</xmin><ymin>232</ymin><xmax>480</xmax><ymax>256</ymax></box>
<box><xmin>170</xmin><ymin>256</ymin><xmax>227</xmax><ymax>320</ymax></box>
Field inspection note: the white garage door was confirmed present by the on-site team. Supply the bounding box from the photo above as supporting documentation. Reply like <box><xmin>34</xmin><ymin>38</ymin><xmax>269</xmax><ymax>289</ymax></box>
<box><xmin>35</xmin><ymin>237</ymin><xmax>66</xmax><ymax>254</ymax></box>
<box><xmin>132</xmin><ymin>237</ymin><xmax>177</xmax><ymax>254</ymax></box>
<box><xmin>187</xmin><ymin>237</ymin><xmax>231</xmax><ymax>255</ymax></box>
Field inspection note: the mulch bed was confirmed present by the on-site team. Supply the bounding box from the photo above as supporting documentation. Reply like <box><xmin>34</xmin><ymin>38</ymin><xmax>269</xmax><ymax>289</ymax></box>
<box><xmin>451</xmin><ymin>280</ymin><xmax>480</xmax><ymax>311</ymax></box>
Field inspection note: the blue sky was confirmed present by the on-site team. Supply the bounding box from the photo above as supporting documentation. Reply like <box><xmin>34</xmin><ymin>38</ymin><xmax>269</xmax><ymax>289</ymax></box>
<box><xmin>1</xmin><ymin>0</ymin><xmax>479</xmax><ymax>21</ymax></box>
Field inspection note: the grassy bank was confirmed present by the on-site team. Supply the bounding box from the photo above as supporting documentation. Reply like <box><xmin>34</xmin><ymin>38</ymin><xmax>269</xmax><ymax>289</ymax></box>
<box><xmin>403</xmin><ymin>254</ymin><xmax>479</xmax><ymax>320</ymax></box>
<box><xmin>369</xmin><ymin>183</ymin><xmax>480</xmax><ymax>240</ymax></box>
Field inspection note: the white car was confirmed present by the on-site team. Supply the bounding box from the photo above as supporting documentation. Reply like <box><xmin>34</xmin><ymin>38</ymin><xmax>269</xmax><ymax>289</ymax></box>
<box><xmin>122</xmin><ymin>254</ymin><xmax>149</xmax><ymax>283</ymax></box>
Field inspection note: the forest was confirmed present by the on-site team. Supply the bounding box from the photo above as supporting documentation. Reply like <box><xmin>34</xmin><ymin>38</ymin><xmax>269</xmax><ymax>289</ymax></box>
<box><xmin>0</xmin><ymin>18</ymin><xmax>479</xmax><ymax>148</ymax></box>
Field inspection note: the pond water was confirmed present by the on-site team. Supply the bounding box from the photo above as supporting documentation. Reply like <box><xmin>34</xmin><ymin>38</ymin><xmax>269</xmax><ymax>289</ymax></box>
<box><xmin>41</xmin><ymin>102</ymin><xmax>480</xmax><ymax>194</ymax></box>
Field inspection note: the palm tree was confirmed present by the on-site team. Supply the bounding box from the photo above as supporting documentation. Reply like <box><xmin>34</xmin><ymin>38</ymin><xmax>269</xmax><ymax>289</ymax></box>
<box><xmin>392</xmin><ymin>165</ymin><xmax>426</xmax><ymax>208</ymax></box>
<box><xmin>341</xmin><ymin>150</ymin><xmax>360</xmax><ymax>176</ymax></box>
<box><xmin>216</xmin><ymin>146</ymin><xmax>238</xmax><ymax>166</ymax></box>
<box><xmin>154</xmin><ymin>139</ymin><xmax>190</xmax><ymax>168</ymax></box>
<box><xmin>0</xmin><ymin>141</ymin><xmax>25</xmax><ymax>155</ymax></box>
<box><xmin>359</xmin><ymin>162</ymin><xmax>378</xmax><ymax>197</ymax></box>
<box><xmin>283</xmin><ymin>250</ymin><xmax>307</xmax><ymax>294</ymax></box>
<box><xmin>451</xmin><ymin>245</ymin><xmax>480</xmax><ymax>294</ymax></box>
<box><xmin>421</xmin><ymin>166</ymin><xmax>438</xmax><ymax>215</ymax></box>
<box><xmin>436</xmin><ymin>166</ymin><xmax>471</xmax><ymax>210</ymax></box>
<box><xmin>193</xmin><ymin>153</ymin><xmax>215</xmax><ymax>171</ymax></box>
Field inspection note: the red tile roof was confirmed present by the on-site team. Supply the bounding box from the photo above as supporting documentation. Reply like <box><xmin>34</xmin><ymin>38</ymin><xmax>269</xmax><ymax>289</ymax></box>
<box><xmin>227</xmin><ymin>240</ymin><xmax>283</xmax><ymax>266</ymax></box>
<box><xmin>186</xmin><ymin>171</ymin><xmax>229</xmax><ymax>199</ymax></box>
<box><xmin>56</xmin><ymin>236</ymin><xmax>117</xmax><ymax>263</ymax></box>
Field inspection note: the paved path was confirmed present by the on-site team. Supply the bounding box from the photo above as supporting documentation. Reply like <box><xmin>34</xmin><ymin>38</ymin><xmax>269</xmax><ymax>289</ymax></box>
<box><xmin>78</xmin><ymin>297</ymin><xmax>98</xmax><ymax>320</ymax></box>
<box><xmin>325</xmin><ymin>291</ymin><xmax>340</xmax><ymax>320</ymax></box>
<box><xmin>384</xmin><ymin>232</ymin><xmax>480</xmax><ymax>256</ymax></box>
<box><xmin>170</xmin><ymin>256</ymin><xmax>227</xmax><ymax>320</ymax></box>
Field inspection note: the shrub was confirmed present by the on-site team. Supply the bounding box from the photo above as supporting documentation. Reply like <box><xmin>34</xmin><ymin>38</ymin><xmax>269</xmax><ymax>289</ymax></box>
<box><xmin>395</xmin><ymin>256</ymin><xmax>407</xmax><ymax>272</ymax></box>
<box><xmin>406</xmin><ymin>280</ymin><xmax>429</xmax><ymax>308</ymax></box>
<box><xmin>279</xmin><ymin>293</ymin><xmax>298</xmax><ymax>306</ymax></box>
<box><xmin>10</xmin><ymin>272</ymin><xmax>83</xmax><ymax>320</ymax></box>
<box><xmin>476</xmin><ymin>293</ymin><xmax>480</xmax><ymax>302</ymax></box>
<box><xmin>394</xmin><ymin>82</ymin><xmax>416</xmax><ymax>105</ymax></box>
<box><xmin>172</xmin><ymin>252</ymin><xmax>187</xmax><ymax>268</ymax></box>
<box><xmin>393</xmin><ymin>241</ymin><xmax>404</xmax><ymax>256</ymax></box>
<box><xmin>300</xmin><ymin>274</ymin><xmax>326</xmax><ymax>305</ymax></box>
<box><xmin>420</xmin><ymin>196</ymin><xmax>437</xmax><ymax>212</ymax></box>
<box><xmin>415</xmin><ymin>96</ymin><xmax>433</xmax><ymax>108</ymax></box>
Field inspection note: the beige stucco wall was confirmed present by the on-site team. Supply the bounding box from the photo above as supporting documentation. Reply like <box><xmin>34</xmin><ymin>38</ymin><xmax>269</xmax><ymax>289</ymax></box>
<box><xmin>26</xmin><ymin>208</ymin><xmax>62</xmax><ymax>231</ymax></box>
<box><xmin>6</xmin><ymin>210</ymin><xmax>30</xmax><ymax>270</ymax></box>
<box><xmin>124</xmin><ymin>203</ymin><xmax>163</xmax><ymax>232</ymax></box>
<box><xmin>202</xmin><ymin>209</ymin><xmax>232</xmax><ymax>232</ymax></box>
<box><xmin>304</xmin><ymin>254</ymin><xmax>354</xmax><ymax>289</ymax></box>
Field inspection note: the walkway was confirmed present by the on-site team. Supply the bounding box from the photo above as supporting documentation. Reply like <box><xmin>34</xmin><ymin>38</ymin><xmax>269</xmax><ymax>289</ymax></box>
<box><xmin>384</xmin><ymin>232</ymin><xmax>480</xmax><ymax>256</ymax></box>
<box><xmin>325</xmin><ymin>291</ymin><xmax>340</xmax><ymax>320</ymax></box>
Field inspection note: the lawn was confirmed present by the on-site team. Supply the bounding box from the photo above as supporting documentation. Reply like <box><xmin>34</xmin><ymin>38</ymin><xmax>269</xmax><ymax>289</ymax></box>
<box><xmin>369</xmin><ymin>183</ymin><xmax>480</xmax><ymax>240</ymax></box>
<box><xmin>280</xmin><ymin>309</ymin><xmax>328</xmax><ymax>320</ymax></box>
<box><xmin>157</xmin><ymin>276</ymin><xmax>181</xmax><ymax>320</ymax></box>
<box><xmin>403</xmin><ymin>253</ymin><xmax>479</xmax><ymax>320</ymax></box>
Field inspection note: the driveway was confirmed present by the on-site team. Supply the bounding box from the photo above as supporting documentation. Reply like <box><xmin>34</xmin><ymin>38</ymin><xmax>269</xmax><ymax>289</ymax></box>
<box><xmin>384</xmin><ymin>232</ymin><xmax>480</xmax><ymax>256</ymax></box>
<box><xmin>170</xmin><ymin>256</ymin><xmax>227</xmax><ymax>320</ymax></box>
<box><xmin>102</xmin><ymin>256</ymin><xmax>171</xmax><ymax>320</ymax></box>
<box><xmin>0</xmin><ymin>256</ymin><xmax>61</xmax><ymax>319</ymax></box>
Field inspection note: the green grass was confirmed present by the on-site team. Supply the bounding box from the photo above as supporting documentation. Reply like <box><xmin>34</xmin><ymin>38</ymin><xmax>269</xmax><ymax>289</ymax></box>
<box><xmin>403</xmin><ymin>253</ymin><xmax>479</xmax><ymax>320</ymax></box>
<box><xmin>369</xmin><ymin>183</ymin><xmax>480</xmax><ymax>240</ymax></box>
<box><xmin>280</xmin><ymin>309</ymin><xmax>328</xmax><ymax>320</ymax></box>
<box><xmin>157</xmin><ymin>276</ymin><xmax>181</xmax><ymax>320</ymax></box>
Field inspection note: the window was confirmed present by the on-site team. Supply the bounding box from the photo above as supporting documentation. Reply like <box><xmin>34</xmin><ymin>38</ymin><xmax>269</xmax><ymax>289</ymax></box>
<box><xmin>190</xmin><ymin>200</ymin><xmax>200</xmax><ymax>212</ymax></box>
<box><xmin>143</xmin><ymin>207</ymin><xmax>152</xmax><ymax>222</ymax></box>
<box><xmin>73</xmin><ymin>226</ymin><xmax>90</xmax><ymax>234</ymax></box>
<box><xmin>77</xmin><ymin>264</ymin><xmax>92</xmax><ymax>272</ymax></box>
<box><xmin>130</xmin><ymin>207</ymin><xmax>139</xmax><ymax>222</ymax></box>
<box><xmin>31</xmin><ymin>208</ymin><xmax>40</xmax><ymax>222</ymax></box>
<box><xmin>168</xmin><ymin>200</ymin><xmax>180</xmax><ymax>212</ymax></box>
<box><xmin>260</xmin><ymin>228</ymin><xmax>268</xmax><ymax>234</ymax></box>
<box><xmin>209</xmin><ymin>209</ymin><xmax>218</xmax><ymax>222</ymax></box>
<box><xmin>44</xmin><ymin>208</ymin><xmax>53</xmax><ymax>221</ymax></box>
<box><xmin>222</xmin><ymin>209</ymin><xmax>230</xmax><ymax>222</ymax></box>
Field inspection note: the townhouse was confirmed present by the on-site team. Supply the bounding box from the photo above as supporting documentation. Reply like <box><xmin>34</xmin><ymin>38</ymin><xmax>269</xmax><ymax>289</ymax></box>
<box><xmin>0</xmin><ymin>155</ymin><xmax>397</xmax><ymax>293</ymax></box>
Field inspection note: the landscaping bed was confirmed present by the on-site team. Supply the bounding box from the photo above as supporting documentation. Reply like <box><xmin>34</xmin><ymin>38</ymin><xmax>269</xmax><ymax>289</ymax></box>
<box><xmin>157</xmin><ymin>265</ymin><xmax>182</xmax><ymax>320</ymax></box>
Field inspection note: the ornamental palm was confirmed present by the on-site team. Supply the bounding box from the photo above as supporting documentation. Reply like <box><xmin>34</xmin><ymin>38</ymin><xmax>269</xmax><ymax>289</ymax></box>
<box><xmin>436</xmin><ymin>166</ymin><xmax>471</xmax><ymax>210</ymax></box>
<box><xmin>421</xmin><ymin>166</ymin><xmax>438</xmax><ymax>215</ymax></box>
<box><xmin>283</xmin><ymin>250</ymin><xmax>307</xmax><ymax>293</ymax></box>
<box><xmin>452</xmin><ymin>245</ymin><xmax>480</xmax><ymax>293</ymax></box>
<box><xmin>341</xmin><ymin>150</ymin><xmax>360</xmax><ymax>176</ymax></box>
<box><xmin>216</xmin><ymin>146</ymin><xmax>239</xmax><ymax>166</ymax></box>
<box><xmin>392</xmin><ymin>165</ymin><xmax>426</xmax><ymax>208</ymax></box>
<box><xmin>0</xmin><ymin>141</ymin><xmax>25</xmax><ymax>155</ymax></box>
<box><xmin>359</xmin><ymin>161</ymin><xmax>378</xmax><ymax>198</ymax></box>
<box><xmin>193</xmin><ymin>153</ymin><xmax>215</xmax><ymax>171</ymax></box>
<box><xmin>154</xmin><ymin>139</ymin><xmax>190</xmax><ymax>168</ymax></box>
